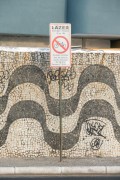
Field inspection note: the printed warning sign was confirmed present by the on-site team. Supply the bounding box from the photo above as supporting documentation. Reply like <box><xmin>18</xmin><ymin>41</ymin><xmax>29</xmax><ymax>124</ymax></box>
<box><xmin>50</xmin><ymin>23</ymin><xmax>71</xmax><ymax>68</ymax></box>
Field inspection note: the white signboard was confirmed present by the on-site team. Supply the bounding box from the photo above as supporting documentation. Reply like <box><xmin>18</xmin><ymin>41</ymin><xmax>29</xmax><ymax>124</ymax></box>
<box><xmin>50</xmin><ymin>23</ymin><xmax>71</xmax><ymax>68</ymax></box>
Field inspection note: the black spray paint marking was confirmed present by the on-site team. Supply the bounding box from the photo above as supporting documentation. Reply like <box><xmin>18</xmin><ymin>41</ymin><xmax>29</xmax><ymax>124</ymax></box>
<box><xmin>90</xmin><ymin>138</ymin><xmax>103</xmax><ymax>150</ymax></box>
<box><xmin>85</xmin><ymin>119</ymin><xmax>106</xmax><ymax>138</ymax></box>
<box><xmin>47</xmin><ymin>67</ymin><xmax>76</xmax><ymax>92</ymax></box>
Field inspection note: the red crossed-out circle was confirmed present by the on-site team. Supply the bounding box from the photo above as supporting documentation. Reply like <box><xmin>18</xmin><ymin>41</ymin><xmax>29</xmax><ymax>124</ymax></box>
<box><xmin>52</xmin><ymin>36</ymin><xmax>69</xmax><ymax>54</ymax></box>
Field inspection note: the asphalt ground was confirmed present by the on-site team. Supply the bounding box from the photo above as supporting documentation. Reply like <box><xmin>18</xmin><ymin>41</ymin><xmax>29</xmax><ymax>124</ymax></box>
<box><xmin>0</xmin><ymin>176</ymin><xmax>120</xmax><ymax>180</ymax></box>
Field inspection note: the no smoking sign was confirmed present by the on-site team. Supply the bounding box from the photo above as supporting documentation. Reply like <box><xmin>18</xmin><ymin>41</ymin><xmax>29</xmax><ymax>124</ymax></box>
<box><xmin>50</xmin><ymin>23</ymin><xmax>71</xmax><ymax>68</ymax></box>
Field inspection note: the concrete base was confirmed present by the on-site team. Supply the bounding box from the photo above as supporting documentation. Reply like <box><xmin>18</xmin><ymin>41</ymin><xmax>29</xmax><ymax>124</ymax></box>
<box><xmin>0</xmin><ymin>166</ymin><xmax>120</xmax><ymax>176</ymax></box>
<box><xmin>0</xmin><ymin>35</ymin><xmax>111</xmax><ymax>48</ymax></box>
<box><xmin>0</xmin><ymin>157</ymin><xmax>120</xmax><ymax>176</ymax></box>
<box><xmin>82</xmin><ymin>39</ymin><xmax>110</xmax><ymax>49</ymax></box>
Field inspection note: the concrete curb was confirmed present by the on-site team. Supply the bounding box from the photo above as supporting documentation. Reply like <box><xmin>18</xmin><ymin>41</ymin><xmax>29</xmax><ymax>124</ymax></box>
<box><xmin>0</xmin><ymin>166</ymin><xmax>120</xmax><ymax>176</ymax></box>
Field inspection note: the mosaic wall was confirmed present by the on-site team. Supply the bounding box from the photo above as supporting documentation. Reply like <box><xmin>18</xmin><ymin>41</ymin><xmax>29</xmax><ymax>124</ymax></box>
<box><xmin>0</xmin><ymin>47</ymin><xmax>120</xmax><ymax>158</ymax></box>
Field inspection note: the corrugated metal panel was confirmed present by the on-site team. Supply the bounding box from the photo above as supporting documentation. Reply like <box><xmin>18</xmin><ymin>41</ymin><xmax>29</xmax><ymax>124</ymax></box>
<box><xmin>67</xmin><ymin>0</ymin><xmax>120</xmax><ymax>35</ymax></box>
<box><xmin>0</xmin><ymin>0</ymin><xmax>67</xmax><ymax>35</ymax></box>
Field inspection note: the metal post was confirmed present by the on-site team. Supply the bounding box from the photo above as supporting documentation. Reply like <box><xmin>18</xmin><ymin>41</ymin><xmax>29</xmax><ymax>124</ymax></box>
<box><xmin>59</xmin><ymin>67</ymin><xmax>62</xmax><ymax>162</ymax></box>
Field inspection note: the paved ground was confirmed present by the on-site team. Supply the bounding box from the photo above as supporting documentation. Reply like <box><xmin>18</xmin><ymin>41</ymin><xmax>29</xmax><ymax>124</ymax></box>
<box><xmin>0</xmin><ymin>156</ymin><xmax>120</xmax><ymax>167</ymax></box>
<box><xmin>0</xmin><ymin>157</ymin><xmax>120</xmax><ymax>176</ymax></box>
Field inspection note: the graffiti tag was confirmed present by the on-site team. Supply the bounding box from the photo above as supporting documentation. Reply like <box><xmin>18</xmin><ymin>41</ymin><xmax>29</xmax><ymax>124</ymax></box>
<box><xmin>47</xmin><ymin>67</ymin><xmax>76</xmax><ymax>91</ymax></box>
<box><xmin>85</xmin><ymin>119</ymin><xmax>106</xmax><ymax>138</ymax></box>
<box><xmin>90</xmin><ymin>138</ymin><xmax>103</xmax><ymax>150</ymax></box>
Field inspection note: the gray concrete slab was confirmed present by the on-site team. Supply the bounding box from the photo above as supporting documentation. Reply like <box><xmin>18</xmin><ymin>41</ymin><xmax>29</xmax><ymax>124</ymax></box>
<box><xmin>0</xmin><ymin>157</ymin><xmax>119</xmax><ymax>176</ymax></box>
